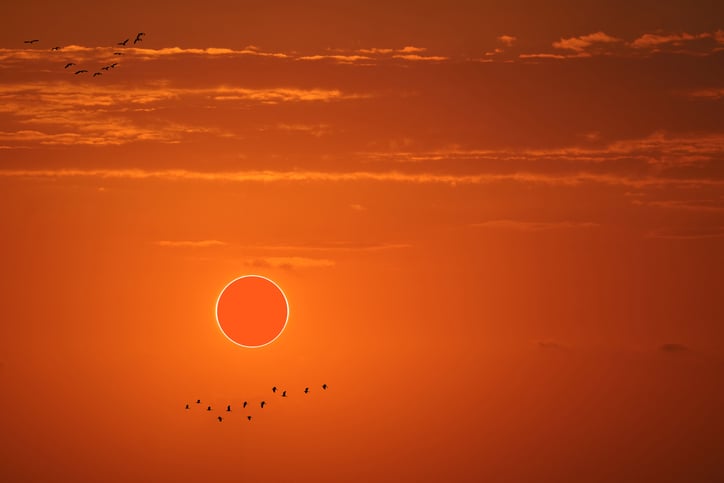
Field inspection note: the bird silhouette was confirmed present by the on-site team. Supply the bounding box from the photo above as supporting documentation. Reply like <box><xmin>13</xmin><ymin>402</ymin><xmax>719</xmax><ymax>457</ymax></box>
<box><xmin>110</xmin><ymin>62</ymin><xmax>119</xmax><ymax>68</ymax></box>
<box><xmin>196</xmin><ymin>399</ymin><xmax>201</xmax><ymax>404</ymax></box>
<box><xmin>247</xmin><ymin>416</ymin><xmax>252</xmax><ymax>421</ymax></box>
<box><xmin>281</xmin><ymin>391</ymin><xmax>287</xmax><ymax>398</ymax></box>
<box><xmin>260</xmin><ymin>401</ymin><xmax>266</xmax><ymax>408</ymax></box>
<box><xmin>117</xmin><ymin>38</ymin><xmax>129</xmax><ymax>46</ymax></box>
<box><xmin>217</xmin><ymin>416</ymin><xmax>223</xmax><ymax>422</ymax></box>
<box><xmin>304</xmin><ymin>387</ymin><xmax>309</xmax><ymax>394</ymax></box>
<box><xmin>322</xmin><ymin>384</ymin><xmax>328</xmax><ymax>390</ymax></box>
<box><xmin>64</xmin><ymin>62</ymin><xmax>75</xmax><ymax>69</ymax></box>
<box><xmin>243</xmin><ymin>401</ymin><xmax>247</xmax><ymax>408</ymax></box>
<box><xmin>113</xmin><ymin>52</ymin><xmax>123</xmax><ymax>56</ymax></box>
<box><xmin>185</xmin><ymin>404</ymin><xmax>189</xmax><ymax>409</ymax></box>
<box><xmin>101</xmin><ymin>66</ymin><xmax>111</xmax><ymax>71</ymax></box>
<box><xmin>92</xmin><ymin>72</ymin><xmax>102</xmax><ymax>77</ymax></box>
<box><xmin>272</xmin><ymin>386</ymin><xmax>277</xmax><ymax>393</ymax></box>
<box><xmin>134</xmin><ymin>32</ymin><xmax>145</xmax><ymax>44</ymax></box>
<box><xmin>206</xmin><ymin>405</ymin><xmax>212</xmax><ymax>411</ymax></box>
<box><xmin>24</xmin><ymin>39</ymin><xmax>39</xmax><ymax>44</ymax></box>
<box><xmin>74</xmin><ymin>70</ymin><xmax>88</xmax><ymax>75</ymax></box>
<box><xmin>226</xmin><ymin>405</ymin><xmax>231</xmax><ymax>412</ymax></box>
<box><xmin>51</xmin><ymin>46</ymin><xmax>61</xmax><ymax>51</ymax></box>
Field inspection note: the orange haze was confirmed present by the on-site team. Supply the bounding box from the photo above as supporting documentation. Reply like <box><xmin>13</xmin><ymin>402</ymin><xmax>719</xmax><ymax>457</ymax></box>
<box><xmin>1</xmin><ymin>1</ymin><xmax>723</xmax><ymax>482</ymax></box>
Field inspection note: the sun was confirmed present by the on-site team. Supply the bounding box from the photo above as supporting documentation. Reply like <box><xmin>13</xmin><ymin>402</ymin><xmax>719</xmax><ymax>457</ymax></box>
<box><xmin>215</xmin><ymin>275</ymin><xmax>289</xmax><ymax>348</ymax></box>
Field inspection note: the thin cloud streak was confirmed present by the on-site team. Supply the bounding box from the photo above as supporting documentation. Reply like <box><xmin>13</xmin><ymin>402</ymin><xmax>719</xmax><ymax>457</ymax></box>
<box><xmin>155</xmin><ymin>240</ymin><xmax>227</xmax><ymax>247</ymax></box>
<box><xmin>632</xmin><ymin>199</ymin><xmax>724</xmax><ymax>213</ymax></box>
<box><xmin>1</xmin><ymin>168</ymin><xmax>722</xmax><ymax>188</ymax></box>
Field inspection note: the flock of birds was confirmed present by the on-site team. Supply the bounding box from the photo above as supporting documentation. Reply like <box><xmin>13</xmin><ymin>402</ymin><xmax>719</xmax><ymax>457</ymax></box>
<box><xmin>186</xmin><ymin>384</ymin><xmax>329</xmax><ymax>423</ymax></box>
<box><xmin>22</xmin><ymin>32</ymin><xmax>146</xmax><ymax>77</ymax></box>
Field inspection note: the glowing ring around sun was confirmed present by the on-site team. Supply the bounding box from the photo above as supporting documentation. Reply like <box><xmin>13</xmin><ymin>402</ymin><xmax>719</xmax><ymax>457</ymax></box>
<box><xmin>215</xmin><ymin>275</ymin><xmax>289</xmax><ymax>348</ymax></box>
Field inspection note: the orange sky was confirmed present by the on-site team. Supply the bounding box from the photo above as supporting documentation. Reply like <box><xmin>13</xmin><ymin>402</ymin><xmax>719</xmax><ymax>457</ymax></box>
<box><xmin>1</xmin><ymin>1</ymin><xmax>723</xmax><ymax>482</ymax></box>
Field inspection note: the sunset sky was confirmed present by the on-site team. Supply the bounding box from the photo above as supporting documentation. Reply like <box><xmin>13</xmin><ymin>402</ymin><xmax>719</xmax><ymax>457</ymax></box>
<box><xmin>1</xmin><ymin>1</ymin><xmax>723</xmax><ymax>481</ymax></box>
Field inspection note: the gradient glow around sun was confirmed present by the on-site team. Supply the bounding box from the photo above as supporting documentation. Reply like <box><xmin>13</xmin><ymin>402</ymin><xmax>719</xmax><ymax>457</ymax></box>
<box><xmin>215</xmin><ymin>275</ymin><xmax>289</xmax><ymax>348</ymax></box>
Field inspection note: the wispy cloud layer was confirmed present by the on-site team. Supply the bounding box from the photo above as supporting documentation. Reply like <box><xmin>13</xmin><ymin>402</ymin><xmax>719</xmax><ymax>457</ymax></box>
<box><xmin>0</xmin><ymin>44</ymin><xmax>446</xmax><ymax>66</ymax></box>
<box><xmin>521</xmin><ymin>29</ymin><xmax>723</xmax><ymax>60</ymax></box>
<box><xmin>0</xmin><ymin>81</ymin><xmax>365</xmax><ymax>146</ymax></box>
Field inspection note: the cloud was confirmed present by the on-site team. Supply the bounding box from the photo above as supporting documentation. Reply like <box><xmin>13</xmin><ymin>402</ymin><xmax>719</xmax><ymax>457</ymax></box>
<box><xmin>245</xmin><ymin>256</ymin><xmax>335</xmax><ymax>270</ymax></box>
<box><xmin>0</xmin><ymin>125</ymin><xmax>214</xmax><ymax>146</ymax></box>
<box><xmin>632</xmin><ymin>199</ymin><xmax>724</xmax><ymax>213</ymax></box>
<box><xmin>497</xmin><ymin>35</ymin><xmax>517</xmax><ymax>47</ymax></box>
<box><xmin>357</xmin><ymin>48</ymin><xmax>395</xmax><ymax>54</ymax></box>
<box><xmin>552</xmin><ymin>32</ymin><xmax>622</xmax><ymax>52</ymax></box>
<box><xmin>155</xmin><ymin>240</ymin><xmax>227</xmax><ymax>248</ymax></box>
<box><xmin>0</xmin><ymin>132</ymin><xmax>721</xmax><ymax>189</ymax></box>
<box><xmin>660</xmin><ymin>343</ymin><xmax>689</xmax><ymax>353</ymax></box>
<box><xmin>266</xmin><ymin>123</ymin><xmax>331</xmax><ymax>137</ymax></box>
<box><xmin>472</xmin><ymin>220</ymin><xmax>599</xmax><ymax>231</ymax></box>
<box><xmin>631</xmin><ymin>32</ymin><xmax>712</xmax><ymax>49</ymax></box>
<box><xmin>521</xmin><ymin>30</ymin><xmax>722</xmax><ymax>60</ymax></box>
<box><xmin>296</xmin><ymin>54</ymin><xmax>373</xmax><ymax>63</ymax></box>
<box><xmin>683</xmin><ymin>88</ymin><xmax>724</xmax><ymax>100</ymax></box>
<box><xmin>398</xmin><ymin>46</ymin><xmax>426</xmax><ymax>53</ymax></box>
<box><xmin>519</xmin><ymin>52</ymin><xmax>591</xmax><ymax>60</ymax></box>
<box><xmin>361</xmin><ymin>132</ymin><xmax>724</xmax><ymax>177</ymax></box>
<box><xmin>0</xmin><ymin>167</ymin><xmax>679</xmax><ymax>187</ymax></box>
<box><xmin>297</xmin><ymin>46</ymin><xmax>439</xmax><ymax>63</ymax></box>
<box><xmin>391</xmin><ymin>54</ymin><xmax>448</xmax><ymax>61</ymax></box>
<box><xmin>0</xmin><ymin>44</ymin><xmax>443</xmax><ymax>67</ymax></box>
<box><xmin>0</xmin><ymin>45</ymin><xmax>291</xmax><ymax>64</ymax></box>
<box><xmin>0</xmin><ymin>82</ymin><xmax>364</xmax><ymax>146</ymax></box>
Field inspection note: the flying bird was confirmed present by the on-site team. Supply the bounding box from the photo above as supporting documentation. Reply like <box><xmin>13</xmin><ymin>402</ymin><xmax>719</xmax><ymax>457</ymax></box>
<box><xmin>304</xmin><ymin>387</ymin><xmax>309</xmax><ymax>394</ymax></box>
<box><xmin>110</xmin><ymin>62</ymin><xmax>119</xmax><ymax>68</ymax></box>
<box><xmin>101</xmin><ymin>66</ymin><xmax>111</xmax><ymax>71</ymax></box>
<box><xmin>196</xmin><ymin>399</ymin><xmax>201</xmax><ymax>404</ymax></box>
<box><xmin>74</xmin><ymin>70</ymin><xmax>88</xmax><ymax>74</ymax></box>
<box><xmin>260</xmin><ymin>401</ymin><xmax>266</xmax><ymax>409</ymax></box>
<box><xmin>51</xmin><ymin>46</ymin><xmax>61</xmax><ymax>51</ymax></box>
<box><xmin>64</xmin><ymin>62</ymin><xmax>75</xmax><ymax>69</ymax></box>
<box><xmin>242</xmin><ymin>401</ymin><xmax>247</xmax><ymax>408</ymax></box>
<box><xmin>117</xmin><ymin>38</ymin><xmax>129</xmax><ymax>46</ymax></box>
<box><xmin>217</xmin><ymin>416</ymin><xmax>223</xmax><ymax>422</ymax></box>
<box><xmin>281</xmin><ymin>391</ymin><xmax>287</xmax><ymax>398</ymax></box>
<box><xmin>206</xmin><ymin>406</ymin><xmax>212</xmax><ymax>411</ymax></box>
<box><xmin>92</xmin><ymin>72</ymin><xmax>102</xmax><ymax>77</ymax></box>
<box><xmin>247</xmin><ymin>416</ymin><xmax>252</xmax><ymax>421</ymax></box>
<box><xmin>24</xmin><ymin>39</ymin><xmax>39</xmax><ymax>44</ymax></box>
<box><xmin>185</xmin><ymin>404</ymin><xmax>189</xmax><ymax>409</ymax></box>
<box><xmin>226</xmin><ymin>405</ymin><xmax>231</xmax><ymax>412</ymax></box>
<box><xmin>272</xmin><ymin>386</ymin><xmax>277</xmax><ymax>393</ymax></box>
<box><xmin>134</xmin><ymin>32</ymin><xmax>145</xmax><ymax>44</ymax></box>
<box><xmin>322</xmin><ymin>384</ymin><xmax>328</xmax><ymax>390</ymax></box>
<box><xmin>113</xmin><ymin>52</ymin><xmax>123</xmax><ymax>56</ymax></box>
